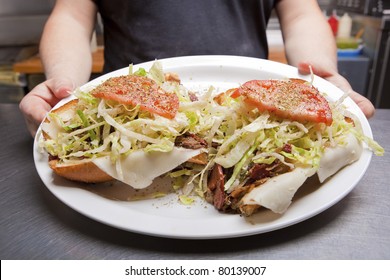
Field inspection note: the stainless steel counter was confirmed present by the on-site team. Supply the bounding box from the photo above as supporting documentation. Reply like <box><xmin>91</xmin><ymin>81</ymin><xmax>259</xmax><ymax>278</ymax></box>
<box><xmin>1</xmin><ymin>103</ymin><xmax>389</xmax><ymax>259</ymax></box>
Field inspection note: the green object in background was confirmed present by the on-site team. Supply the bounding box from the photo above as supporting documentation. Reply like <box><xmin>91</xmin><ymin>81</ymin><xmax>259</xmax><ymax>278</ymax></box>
<box><xmin>336</xmin><ymin>38</ymin><xmax>360</xmax><ymax>49</ymax></box>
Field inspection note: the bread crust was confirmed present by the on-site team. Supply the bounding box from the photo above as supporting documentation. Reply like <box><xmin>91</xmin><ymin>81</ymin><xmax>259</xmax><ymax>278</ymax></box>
<box><xmin>42</xmin><ymin>99</ymin><xmax>79</xmax><ymax>140</ymax></box>
<box><xmin>49</xmin><ymin>159</ymin><xmax>113</xmax><ymax>183</ymax></box>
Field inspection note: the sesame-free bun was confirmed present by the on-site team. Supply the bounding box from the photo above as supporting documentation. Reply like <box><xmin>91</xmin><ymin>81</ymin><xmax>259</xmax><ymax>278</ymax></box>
<box><xmin>49</xmin><ymin>158</ymin><xmax>113</xmax><ymax>183</ymax></box>
<box><xmin>43</xmin><ymin>99</ymin><xmax>113</xmax><ymax>183</ymax></box>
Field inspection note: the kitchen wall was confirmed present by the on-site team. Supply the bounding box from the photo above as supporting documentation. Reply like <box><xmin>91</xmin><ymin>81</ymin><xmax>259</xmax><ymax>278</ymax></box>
<box><xmin>0</xmin><ymin>0</ymin><xmax>54</xmax><ymax>102</ymax></box>
<box><xmin>0</xmin><ymin>0</ymin><xmax>54</xmax><ymax>60</ymax></box>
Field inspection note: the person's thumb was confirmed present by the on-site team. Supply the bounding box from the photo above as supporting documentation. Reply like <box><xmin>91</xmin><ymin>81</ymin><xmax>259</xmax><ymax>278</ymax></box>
<box><xmin>48</xmin><ymin>77</ymin><xmax>75</xmax><ymax>99</ymax></box>
<box><xmin>297</xmin><ymin>61</ymin><xmax>334</xmax><ymax>78</ymax></box>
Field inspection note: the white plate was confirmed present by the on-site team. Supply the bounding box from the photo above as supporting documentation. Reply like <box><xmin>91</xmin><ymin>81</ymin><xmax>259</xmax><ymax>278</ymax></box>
<box><xmin>33</xmin><ymin>55</ymin><xmax>373</xmax><ymax>239</ymax></box>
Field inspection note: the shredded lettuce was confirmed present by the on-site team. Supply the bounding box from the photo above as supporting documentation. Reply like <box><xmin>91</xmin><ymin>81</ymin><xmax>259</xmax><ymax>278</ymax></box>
<box><xmin>134</xmin><ymin>67</ymin><xmax>147</xmax><ymax>77</ymax></box>
<box><xmin>179</xmin><ymin>195</ymin><xmax>195</xmax><ymax>205</ymax></box>
<box><xmin>147</xmin><ymin>61</ymin><xmax>165</xmax><ymax>84</ymax></box>
<box><xmin>351</xmin><ymin>129</ymin><xmax>384</xmax><ymax>156</ymax></box>
<box><xmin>76</xmin><ymin>109</ymin><xmax>96</xmax><ymax>140</ymax></box>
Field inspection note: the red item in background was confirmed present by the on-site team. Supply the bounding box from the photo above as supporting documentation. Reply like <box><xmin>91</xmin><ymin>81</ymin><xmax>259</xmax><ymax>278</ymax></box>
<box><xmin>328</xmin><ymin>10</ymin><xmax>338</xmax><ymax>36</ymax></box>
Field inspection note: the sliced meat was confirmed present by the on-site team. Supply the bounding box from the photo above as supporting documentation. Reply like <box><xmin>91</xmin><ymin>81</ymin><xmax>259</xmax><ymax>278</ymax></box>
<box><xmin>207</xmin><ymin>164</ymin><xmax>226</xmax><ymax>210</ymax></box>
<box><xmin>188</xmin><ymin>91</ymin><xmax>198</xmax><ymax>102</ymax></box>
<box><xmin>282</xmin><ymin>143</ymin><xmax>292</xmax><ymax>153</ymax></box>
<box><xmin>175</xmin><ymin>133</ymin><xmax>208</xmax><ymax>149</ymax></box>
<box><xmin>164</xmin><ymin>72</ymin><xmax>181</xmax><ymax>83</ymax></box>
<box><xmin>248</xmin><ymin>163</ymin><xmax>270</xmax><ymax>181</ymax></box>
<box><xmin>187</xmin><ymin>153</ymin><xmax>208</xmax><ymax>165</ymax></box>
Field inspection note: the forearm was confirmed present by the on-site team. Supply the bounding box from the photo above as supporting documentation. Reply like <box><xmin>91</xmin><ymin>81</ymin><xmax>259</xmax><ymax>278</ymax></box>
<box><xmin>276</xmin><ymin>0</ymin><xmax>338</xmax><ymax>75</ymax></box>
<box><xmin>275</xmin><ymin>0</ymin><xmax>375</xmax><ymax>117</ymax></box>
<box><xmin>40</xmin><ymin>0</ymin><xmax>97</xmax><ymax>86</ymax></box>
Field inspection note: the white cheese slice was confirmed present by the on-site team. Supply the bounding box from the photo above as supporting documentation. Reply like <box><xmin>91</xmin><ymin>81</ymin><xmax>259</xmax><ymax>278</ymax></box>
<box><xmin>92</xmin><ymin>147</ymin><xmax>203</xmax><ymax>189</ymax></box>
<box><xmin>317</xmin><ymin>133</ymin><xmax>363</xmax><ymax>183</ymax></box>
<box><xmin>241</xmin><ymin>167</ymin><xmax>316</xmax><ymax>214</ymax></box>
<box><xmin>41</xmin><ymin>102</ymin><xmax>77</xmax><ymax>139</ymax></box>
<box><xmin>41</xmin><ymin>121</ymin><xmax>60</xmax><ymax>140</ymax></box>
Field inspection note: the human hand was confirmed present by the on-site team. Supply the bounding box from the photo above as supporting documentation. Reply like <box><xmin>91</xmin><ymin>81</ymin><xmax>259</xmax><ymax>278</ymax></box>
<box><xmin>298</xmin><ymin>62</ymin><xmax>375</xmax><ymax>118</ymax></box>
<box><xmin>19</xmin><ymin>78</ymin><xmax>75</xmax><ymax>137</ymax></box>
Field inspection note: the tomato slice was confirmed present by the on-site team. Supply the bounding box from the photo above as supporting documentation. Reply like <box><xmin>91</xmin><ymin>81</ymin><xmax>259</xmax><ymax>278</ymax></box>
<box><xmin>91</xmin><ymin>75</ymin><xmax>179</xmax><ymax>119</ymax></box>
<box><xmin>235</xmin><ymin>79</ymin><xmax>332</xmax><ymax>125</ymax></box>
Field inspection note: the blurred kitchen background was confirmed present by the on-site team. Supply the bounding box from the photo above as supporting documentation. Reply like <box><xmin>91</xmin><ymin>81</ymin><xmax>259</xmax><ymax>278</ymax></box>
<box><xmin>1</xmin><ymin>0</ymin><xmax>389</xmax><ymax>108</ymax></box>
<box><xmin>0</xmin><ymin>0</ymin><xmax>54</xmax><ymax>102</ymax></box>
